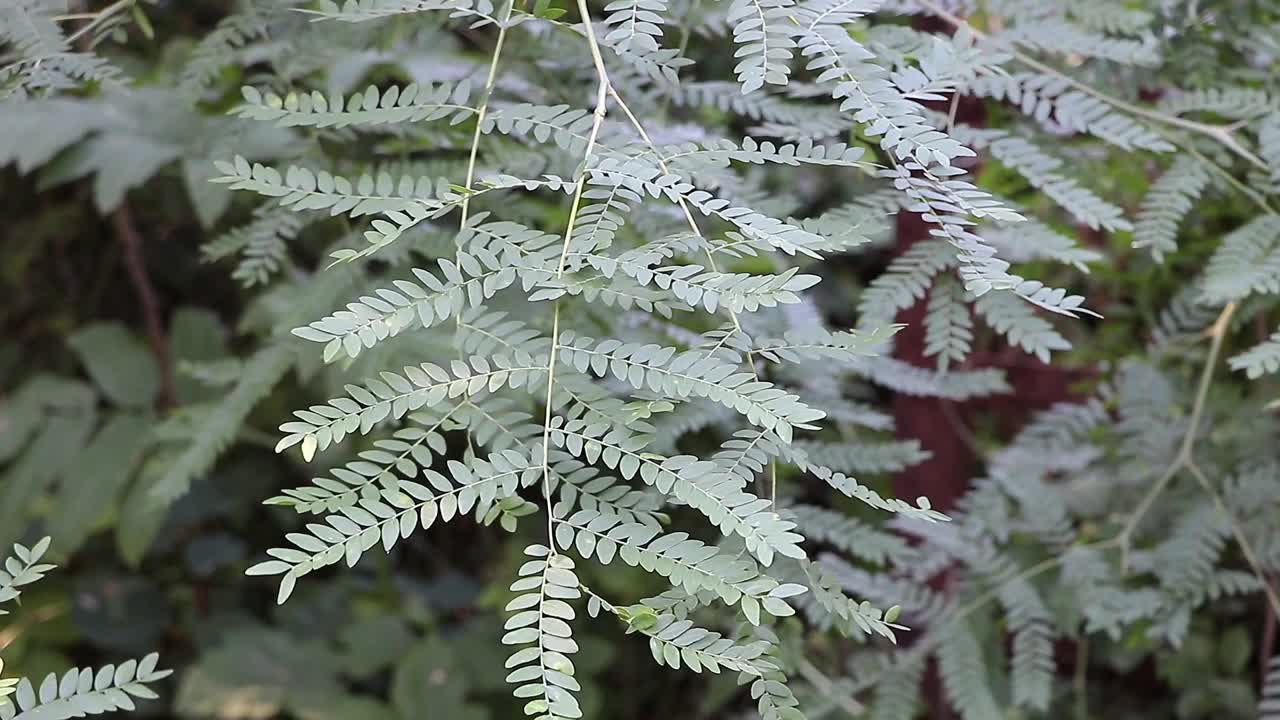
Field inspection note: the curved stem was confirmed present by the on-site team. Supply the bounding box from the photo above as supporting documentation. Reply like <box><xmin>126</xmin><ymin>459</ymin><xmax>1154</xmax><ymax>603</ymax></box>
<box><xmin>66</xmin><ymin>0</ymin><xmax>133</xmax><ymax>45</ymax></box>
<box><xmin>1174</xmin><ymin>132</ymin><xmax>1276</xmax><ymax>214</ymax></box>
<box><xmin>1181</xmin><ymin>302</ymin><xmax>1236</xmax><ymax>458</ymax></box>
<box><xmin>1118</xmin><ymin>302</ymin><xmax>1236</xmax><ymax>568</ymax></box>
<box><xmin>112</xmin><ymin>205</ymin><xmax>175</xmax><ymax>409</ymax></box>
<box><xmin>793</xmin><ymin>656</ymin><xmax>864</xmax><ymax>717</ymax></box>
<box><xmin>1185</xmin><ymin>460</ymin><xmax>1280</xmax><ymax>618</ymax></box>
<box><xmin>1074</xmin><ymin>634</ymin><xmax>1089</xmax><ymax>720</ymax></box>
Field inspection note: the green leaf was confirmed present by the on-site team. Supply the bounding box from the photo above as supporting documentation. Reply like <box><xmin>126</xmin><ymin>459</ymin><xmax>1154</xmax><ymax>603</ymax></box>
<box><xmin>392</xmin><ymin>640</ymin><xmax>488</xmax><ymax>720</ymax></box>
<box><xmin>68</xmin><ymin>323</ymin><xmax>159</xmax><ymax>408</ymax></box>
<box><xmin>115</xmin><ymin>458</ymin><xmax>173</xmax><ymax>567</ymax></box>
<box><xmin>46</xmin><ymin>413</ymin><xmax>150</xmax><ymax>556</ymax></box>
<box><xmin>184</xmin><ymin>158</ymin><xmax>234</xmax><ymax>228</ymax></box>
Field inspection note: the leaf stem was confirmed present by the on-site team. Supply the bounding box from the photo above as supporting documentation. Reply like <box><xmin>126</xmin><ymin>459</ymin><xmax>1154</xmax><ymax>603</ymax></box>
<box><xmin>460</xmin><ymin>0</ymin><xmax>516</xmax><ymax>225</ymax></box>
<box><xmin>66</xmin><ymin>0</ymin><xmax>133</xmax><ymax>46</ymax></box>
<box><xmin>111</xmin><ymin>204</ymin><xmax>175</xmax><ymax>409</ymax></box>
<box><xmin>538</xmin><ymin>0</ymin><xmax>612</xmax><ymax>551</ymax></box>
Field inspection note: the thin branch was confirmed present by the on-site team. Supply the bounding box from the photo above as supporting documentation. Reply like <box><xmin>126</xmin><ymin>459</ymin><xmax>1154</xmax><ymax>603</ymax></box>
<box><xmin>460</xmin><ymin>0</ymin><xmax>516</xmax><ymax>225</ymax></box>
<box><xmin>66</xmin><ymin>0</ymin><xmax>133</xmax><ymax>46</ymax></box>
<box><xmin>793</xmin><ymin>655</ymin><xmax>864</xmax><ymax>717</ymax></box>
<box><xmin>1185</xmin><ymin>460</ymin><xmax>1280</xmax><ymax>617</ymax></box>
<box><xmin>1073</xmin><ymin>633</ymin><xmax>1089</xmax><ymax>720</ymax></box>
<box><xmin>1174</xmin><ymin>133</ymin><xmax>1276</xmax><ymax>214</ymax></box>
<box><xmin>1118</xmin><ymin>302</ymin><xmax>1236</xmax><ymax>569</ymax></box>
<box><xmin>111</xmin><ymin>205</ymin><xmax>175</xmax><ymax>409</ymax></box>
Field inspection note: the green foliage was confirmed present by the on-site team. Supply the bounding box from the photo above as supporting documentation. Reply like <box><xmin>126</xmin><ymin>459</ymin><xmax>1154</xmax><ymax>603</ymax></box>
<box><xmin>0</xmin><ymin>538</ymin><xmax>171</xmax><ymax>717</ymax></box>
<box><xmin>4</xmin><ymin>0</ymin><xmax>1280</xmax><ymax>719</ymax></box>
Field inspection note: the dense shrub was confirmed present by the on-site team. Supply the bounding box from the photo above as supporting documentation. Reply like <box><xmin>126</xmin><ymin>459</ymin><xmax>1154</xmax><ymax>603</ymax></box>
<box><xmin>3</xmin><ymin>1</ymin><xmax>1280</xmax><ymax>718</ymax></box>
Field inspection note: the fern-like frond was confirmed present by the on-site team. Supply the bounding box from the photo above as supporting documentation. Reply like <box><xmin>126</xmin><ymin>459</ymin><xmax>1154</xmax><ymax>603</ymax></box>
<box><xmin>212</xmin><ymin>156</ymin><xmax>456</xmax><ymax>218</ymax></box>
<box><xmin>974</xmin><ymin>290</ymin><xmax>1071</xmax><ymax>363</ymax></box>
<box><xmin>855</xmin><ymin>355</ymin><xmax>1009</xmax><ymax>400</ymax></box>
<box><xmin>562</xmin><ymin>240</ymin><xmax>820</xmax><ymax>314</ymax></box>
<box><xmin>1008</xmin><ymin>618</ymin><xmax>1054</xmax><ymax>710</ymax></box>
<box><xmin>1065</xmin><ymin>0</ymin><xmax>1152</xmax><ymax>34</ymax></box>
<box><xmin>603</xmin><ymin>0</ymin><xmax>668</xmax><ymax>54</ymax></box>
<box><xmin>665</xmin><ymin>81</ymin><xmax>848</xmax><ymax>139</ymax></box>
<box><xmin>858</xmin><ymin>239</ymin><xmax>956</xmax><ymax>324</ymax></box>
<box><xmin>1147</xmin><ymin>503</ymin><xmax>1230</xmax><ymax>597</ymax></box>
<box><xmin>923</xmin><ymin>277</ymin><xmax>973</xmax><ymax>370</ymax></box>
<box><xmin>503</xmin><ymin>545</ymin><xmax>583</xmax><ymax>720</ymax></box>
<box><xmin>0</xmin><ymin>537</ymin><xmax>53</xmax><ymax>613</ymax></box>
<box><xmin>726</xmin><ymin>0</ymin><xmax>796</xmax><ymax>93</ymax></box>
<box><xmin>755</xmin><ymin>325</ymin><xmax>901</xmax><ymax>366</ymax></box>
<box><xmin>795</xmin><ymin>3</ymin><xmax>972</xmax><ymax>165</ymax></box>
<box><xmin>586</xmin><ymin>157</ymin><xmax>829</xmax><ymax>257</ymax></box>
<box><xmin>749</xmin><ymin>667</ymin><xmax>806</xmax><ymax>720</ymax></box>
<box><xmin>958</xmin><ymin>126</ymin><xmax>1130</xmax><ymax>231</ymax></box>
<box><xmin>891</xmin><ymin>29</ymin><xmax>1008</xmax><ymax>102</ymax></box>
<box><xmin>1157</xmin><ymin>87</ymin><xmax>1275</xmax><ymax>120</ymax></box>
<box><xmin>633</xmin><ymin>612</ymin><xmax>781</xmax><ymax>674</ymax></box>
<box><xmin>150</xmin><ymin>345</ymin><xmax>294</xmax><ymax>503</ymax></box>
<box><xmin>248</xmin><ymin>448</ymin><xmax>537</xmax><ymax>602</ymax></box>
<box><xmin>1261</xmin><ymin>654</ymin><xmax>1280</xmax><ymax>720</ymax></box>
<box><xmin>1132</xmin><ymin>155</ymin><xmax>1210</xmax><ymax>262</ymax></box>
<box><xmin>546</xmin><ymin>418</ymin><xmax>805</xmax><ymax>565</ymax></box>
<box><xmin>937</xmin><ymin>622</ymin><xmax>1000</xmax><ymax>720</ymax></box>
<box><xmin>275</xmin><ymin>353</ymin><xmax>548</xmax><ymax>458</ymax></box>
<box><xmin>554</xmin><ymin>508</ymin><xmax>799</xmax><ymax>624</ymax></box>
<box><xmin>1001</xmin><ymin>18</ymin><xmax>1159</xmax><ymax>65</ymax></box>
<box><xmin>790</xmin><ymin>505</ymin><xmax>917</xmax><ymax>565</ymax></box>
<box><xmin>483</xmin><ymin>104</ymin><xmax>601</xmax><ymax>155</ymax></box>
<box><xmin>557</xmin><ymin>335</ymin><xmax>825</xmax><ymax>442</ymax></box>
<box><xmin>798</xmin><ymin>560</ymin><xmax>904</xmax><ymax>641</ymax></box>
<box><xmin>971</xmin><ymin>72</ymin><xmax>1175</xmax><ymax>152</ymax></box>
<box><xmin>983</xmin><ymin>219</ymin><xmax>1102</xmax><ymax>272</ymax></box>
<box><xmin>0</xmin><ymin>1</ymin><xmax>125</xmax><ymax>98</ymax></box>
<box><xmin>0</xmin><ymin>1</ymin><xmax>65</xmax><ymax>61</ymax></box>
<box><xmin>234</xmin><ymin>83</ymin><xmax>474</xmax><ymax>128</ymax></box>
<box><xmin>301</xmin><ymin>0</ymin><xmax>497</xmax><ymax>24</ymax></box>
<box><xmin>782</xmin><ymin>445</ymin><xmax>949</xmax><ymax>521</ymax></box>
<box><xmin>1229</xmin><ymin>328</ymin><xmax>1280</xmax><ymax>378</ymax></box>
<box><xmin>790</xmin><ymin>438</ymin><xmax>930</xmax><ymax>476</ymax></box>
<box><xmin>266</xmin><ymin>402</ymin><xmax>465</xmax><ymax>513</ymax></box>
<box><xmin>1200</xmin><ymin>214</ymin><xmax>1280</xmax><ymax>304</ymax></box>
<box><xmin>0</xmin><ymin>654</ymin><xmax>172</xmax><ymax>720</ymax></box>
<box><xmin>295</xmin><ymin>226</ymin><xmax>559</xmax><ymax>360</ymax></box>
<box><xmin>546</xmin><ymin>452</ymin><xmax>666</xmax><ymax>526</ymax></box>
<box><xmin>868</xmin><ymin>653</ymin><xmax>924</xmax><ymax>720</ymax></box>
<box><xmin>179</xmin><ymin>7</ymin><xmax>271</xmax><ymax>100</ymax></box>
<box><xmin>201</xmin><ymin>207</ymin><xmax>304</xmax><ymax>287</ymax></box>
